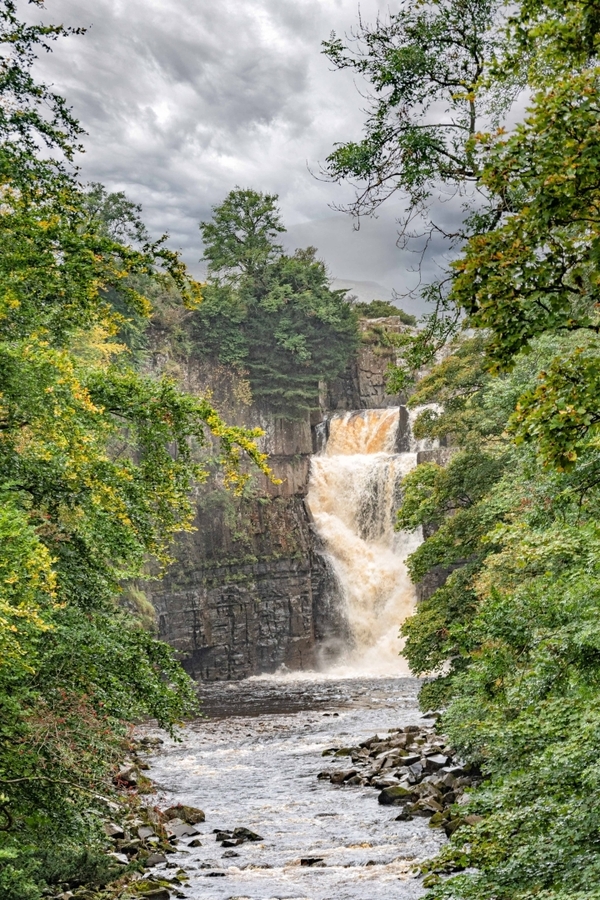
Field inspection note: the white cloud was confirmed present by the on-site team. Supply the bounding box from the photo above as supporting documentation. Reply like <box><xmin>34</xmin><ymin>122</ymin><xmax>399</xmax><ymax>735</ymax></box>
<box><xmin>33</xmin><ymin>0</ymin><xmax>441</xmax><ymax>306</ymax></box>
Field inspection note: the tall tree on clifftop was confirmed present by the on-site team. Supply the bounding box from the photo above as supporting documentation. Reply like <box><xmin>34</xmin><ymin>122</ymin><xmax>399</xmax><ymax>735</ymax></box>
<box><xmin>196</xmin><ymin>188</ymin><xmax>359</xmax><ymax>416</ymax></box>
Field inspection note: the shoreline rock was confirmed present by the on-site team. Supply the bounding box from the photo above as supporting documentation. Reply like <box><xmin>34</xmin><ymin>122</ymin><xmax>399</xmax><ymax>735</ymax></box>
<box><xmin>317</xmin><ymin>721</ymin><xmax>481</xmax><ymax>837</ymax></box>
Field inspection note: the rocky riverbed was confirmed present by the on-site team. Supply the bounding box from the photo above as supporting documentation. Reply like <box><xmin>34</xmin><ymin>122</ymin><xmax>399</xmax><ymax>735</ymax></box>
<box><xmin>135</xmin><ymin>674</ymin><xmax>449</xmax><ymax>900</ymax></box>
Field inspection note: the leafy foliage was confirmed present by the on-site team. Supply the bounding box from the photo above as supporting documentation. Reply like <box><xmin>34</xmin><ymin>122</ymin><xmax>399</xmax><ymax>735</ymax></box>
<box><xmin>351</xmin><ymin>298</ymin><xmax>417</xmax><ymax>324</ymax></box>
<box><xmin>398</xmin><ymin>333</ymin><xmax>600</xmax><ymax>899</ymax></box>
<box><xmin>195</xmin><ymin>189</ymin><xmax>359</xmax><ymax>416</ymax></box>
<box><xmin>323</xmin><ymin>0</ymin><xmax>506</xmax><ymax>218</ymax></box>
<box><xmin>323</xmin><ymin>0</ymin><xmax>513</xmax><ymax>384</ymax></box>
<box><xmin>0</xmin><ymin>4</ymin><xmax>269</xmax><ymax>895</ymax></box>
<box><xmin>386</xmin><ymin>6</ymin><xmax>600</xmax><ymax>897</ymax></box>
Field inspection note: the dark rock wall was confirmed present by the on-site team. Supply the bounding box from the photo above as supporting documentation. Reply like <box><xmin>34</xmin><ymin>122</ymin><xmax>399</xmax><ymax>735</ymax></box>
<box><xmin>152</xmin><ymin>497</ymin><xmax>324</xmax><ymax>681</ymax></box>
<box><xmin>325</xmin><ymin>317</ymin><xmax>411</xmax><ymax>411</ymax></box>
<box><xmin>144</xmin><ymin>357</ymin><xmax>346</xmax><ymax>681</ymax></box>
<box><xmin>145</xmin><ymin>317</ymin><xmax>422</xmax><ymax>681</ymax></box>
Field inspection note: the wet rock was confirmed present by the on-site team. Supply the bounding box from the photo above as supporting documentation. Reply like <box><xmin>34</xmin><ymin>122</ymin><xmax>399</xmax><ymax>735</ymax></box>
<box><xmin>301</xmin><ymin>857</ymin><xmax>325</xmax><ymax>866</ymax></box>
<box><xmin>417</xmin><ymin>797</ymin><xmax>444</xmax><ymax>814</ymax></box>
<box><xmin>424</xmin><ymin>753</ymin><xmax>449</xmax><ymax>772</ymax></box>
<box><xmin>444</xmin><ymin>817</ymin><xmax>465</xmax><ymax>837</ymax></box>
<box><xmin>388</xmin><ymin>734</ymin><xmax>409</xmax><ymax>749</ymax></box>
<box><xmin>119</xmin><ymin>839</ymin><xmax>142</xmax><ymax>855</ymax></box>
<box><xmin>145</xmin><ymin>852</ymin><xmax>168</xmax><ymax>867</ymax></box>
<box><xmin>142</xmin><ymin>890</ymin><xmax>170</xmax><ymax>900</ymax></box>
<box><xmin>188</xmin><ymin>838</ymin><xmax>202</xmax><ymax>847</ymax></box>
<box><xmin>402</xmin><ymin>754</ymin><xmax>422</xmax><ymax>767</ymax></box>
<box><xmin>372</xmin><ymin>777</ymin><xmax>400</xmax><ymax>789</ymax></box>
<box><xmin>232</xmin><ymin>827</ymin><xmax>263</xmax><ymax>842</ymax></box>
<box><xmin>114</xmin><ymin>766</ymin><xmax>138</xmax><ymax>787</ymax></box>
<box><xmin>440</xmin><ymin>764</ymin><xmax>464</xmax><ymax>776</ymax></box>
<box><xmin>167</xmin><ymin>821</ymin><xmax>200</xmax><ymax>839</ymax></box>
<box><xmin>378</xmin><ymin>785</ymin><xmax>413</xmax><ymax>805</ymax></box>
<box><xmin>334</xmin><ymin>747</ymin><xmax>354</xmax><ymax>757</ymax></box>
<box><xmin>222</xmin><ymin>849</ymin><xmax>240</xmax><ymax>858</ymax></box>
<box><xmin>317</xmin><ymin>770</ymin><xmax>333</xmax><ymax>780</ymax></box>
<box><xmin>351</xmin><ymin>748</ymin><xmax>371</xmax><ymax>762</ymax></box>
<box><xmin>164</xmin><ymin>804</ymin><xmax>205</xmax><ymax>825</ymax></box>
<box><xmin>428</xmin><ymin>810</ymin><xmax>450</xmax><ymax>828</ymax></box>
<box><xmin>413</xmin><ymin>779</ymin><xmax>441</xmax><ymax>794</ymax></box>
<box><xmin>407</xmin><ymin>802</ymin><xmax>436</xmax><ymax>818</ymax></box>
<box><xmin>407</xmin><ymin>762</ymin><xmax>423</xmax><ymax>780</ymax></box>
<box><xmin>330</xmin><ymin>769</ymin><xmax>357</xmax><ymax>784</ymax></box>
<box><xmin>395</xmin><ymin>811</ymin><xmax>414</xmax><ymax>821</ymax></box>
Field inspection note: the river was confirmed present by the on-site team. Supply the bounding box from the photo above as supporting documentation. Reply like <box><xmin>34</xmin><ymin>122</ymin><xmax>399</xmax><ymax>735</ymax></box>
<box><xmin>145</xmin><ymin>673</ymin><xmax>445</xmax><ymax>900</ymax></box>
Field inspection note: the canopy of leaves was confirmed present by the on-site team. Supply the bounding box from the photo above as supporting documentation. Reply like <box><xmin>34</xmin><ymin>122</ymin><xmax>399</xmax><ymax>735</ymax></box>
<box><xmin>0</xmin><ymin>5</ymin><xmax>269</xmax><ymax>896</ymax></box>
<box><xmin>322</xmin><ymin>0</ymin><xmax>515</xmax><ymax>389</ymax></box>
<box><xmin>322</xmin><ymin>0</ymin><xmax>506</xmax><ymax>218</ymax></box>
<box><xmin>195</xmin><ymin>189</ymin><xmax>359</xmax><ymax>416</ymax></box>
<box><xmin>398</xmin><ymin>334</ymin><xmax>600</xmax><ymax>900</ymax></box>
<box><xmin>351</xmin><ymin>298</ymin><xmax>417</xmax><ymax>324</ymax></box>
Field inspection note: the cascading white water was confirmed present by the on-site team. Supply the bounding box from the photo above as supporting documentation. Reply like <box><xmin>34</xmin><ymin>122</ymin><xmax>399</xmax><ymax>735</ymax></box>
<box><xmin>307</xmin><ymin>407</ymin><xmax>431</xmax><ymax>675</ymax></box>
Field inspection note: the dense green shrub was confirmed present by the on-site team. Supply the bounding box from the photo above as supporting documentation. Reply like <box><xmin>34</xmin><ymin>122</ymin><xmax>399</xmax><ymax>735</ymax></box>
<box><xmin>352</xmin><ymin>299</ymin><xmax>417</xmax><ymax>324</ymax></box>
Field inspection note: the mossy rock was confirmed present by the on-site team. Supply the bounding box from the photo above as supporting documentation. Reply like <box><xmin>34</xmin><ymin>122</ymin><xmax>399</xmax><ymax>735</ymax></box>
<box><xmin>163</xmin><ymin>804</ymin><xmax>205</xmax><ymax>824</ymax></box>
<box><xmin>378</xmin><ymin>785</ymin><xmax>413</xmax><ymax>805</ymax></box>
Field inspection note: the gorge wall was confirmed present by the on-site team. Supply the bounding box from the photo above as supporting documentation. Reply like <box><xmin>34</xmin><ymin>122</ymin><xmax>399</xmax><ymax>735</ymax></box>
<box><xmin>146</xmin><ymin>317</ymin><xmax>417</xmax><ymax>681</ymax></box>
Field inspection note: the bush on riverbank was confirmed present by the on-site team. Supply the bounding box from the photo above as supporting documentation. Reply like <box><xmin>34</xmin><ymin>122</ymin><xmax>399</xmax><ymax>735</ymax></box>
<box><xmin>326</xmin><ymin>0</ymin><xmax>600</xmax><ymax>895</ymax></box>
<box><xmin>0</xmin><ymin>4</ymin><xmax>268</xmax><ymax>896</ymax></box>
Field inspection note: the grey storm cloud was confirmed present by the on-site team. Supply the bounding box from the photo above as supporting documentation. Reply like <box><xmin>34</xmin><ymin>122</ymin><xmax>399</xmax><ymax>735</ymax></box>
<box><xmin>32</xmin><ymin>0</ymin><xmax>455</xmax><ymax>312</ymax></box>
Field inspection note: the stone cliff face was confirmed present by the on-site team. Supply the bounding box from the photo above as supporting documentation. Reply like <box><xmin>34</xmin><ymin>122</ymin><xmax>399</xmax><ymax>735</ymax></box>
<box><xmin>146</xmin><ymin>316</ymin><xmax>414</xmax><ymax>681</ymax></box>
<box><xmin>148</xmin><ymin>401</ymin><xmax>342</xmax><ymax>681</ymax></box>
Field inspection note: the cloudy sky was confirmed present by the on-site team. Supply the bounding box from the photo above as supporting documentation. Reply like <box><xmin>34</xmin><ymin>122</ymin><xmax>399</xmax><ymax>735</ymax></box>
<box><xmin>35</xmin><ymin>0</ymin><xmax>444</xmax><ymax>312</ymax></box>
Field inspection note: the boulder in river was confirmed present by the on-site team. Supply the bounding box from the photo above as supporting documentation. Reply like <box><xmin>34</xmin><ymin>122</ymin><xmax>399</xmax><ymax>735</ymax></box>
<box><xmin>378</xmin><ymin>785</ymin><xmax>413</xmax><ymax>805</ymax></box>
<box><xmin>233</xmin><ymin>827</ymin><xmax>263</xmax><ymax>842</ymax></box>
<box><xmin>163</xmin><ymin>803</ymin><xmax>205</xmax><ymax>824</ymax></box>
<box><xmin>145</xmin><ymin>851</ymin><xmax>168</xmax><ymax>867</ymax></box>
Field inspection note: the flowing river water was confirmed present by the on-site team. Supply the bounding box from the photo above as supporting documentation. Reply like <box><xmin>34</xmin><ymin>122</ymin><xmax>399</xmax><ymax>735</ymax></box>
<box><xmin>145</xmin><ymin>674</ymin><xmax>444</xmax><ymax>900</ymax></box>
<box><xmin>145</xmin><ymin>408</ymin><xmax>442</xmax><ymax>898</ymax></box>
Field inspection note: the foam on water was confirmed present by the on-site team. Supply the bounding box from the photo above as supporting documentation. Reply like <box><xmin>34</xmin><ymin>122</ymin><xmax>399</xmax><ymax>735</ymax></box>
<box><xmin>307</xmin><ymin>408</ymin><xmax>430</xmax><ymax>675</ymax></box>
<box><xmin>144</xmin><ymin>674</ymin><xmax>444</xmax><ymax>900</ymax></box>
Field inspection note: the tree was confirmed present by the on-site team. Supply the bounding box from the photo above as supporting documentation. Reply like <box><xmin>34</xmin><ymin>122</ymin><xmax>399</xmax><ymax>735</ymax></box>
<box><xmin>378</xmin><ymin>5</ymin><xmax>600</xmax><ymax>897</ymax></box>
<box><xmin>451</xmin><ymin>64</ymin><xmax>600</xmax><ymax>468</ymax></box>
<box><xmin>322</xmin><ymin>0</ymin><xmax>510</xmax><ymax>385</ymax></box>
<box><xmin>351</xmin><ymin>298</ymin><xmax>417</xmax><ymax>324</ymax></box>
<box><xmin>200</xmin><ymin>187</ymin><xmax>285</xmax><ymax>280</ymax></box>
<box><xmin>0</xmin><ymin>4</ymin><xmax>269</xmax><ymax>895</ymax></box>
<box><xmin>396</xmin><ymin>333</ymin><xmax>600</xmax><ymax>900</ymax></box>
<box><xmin>195</xmin><ymin>189</ymin><xmax>359</xmax><ymax>415</ymax></box>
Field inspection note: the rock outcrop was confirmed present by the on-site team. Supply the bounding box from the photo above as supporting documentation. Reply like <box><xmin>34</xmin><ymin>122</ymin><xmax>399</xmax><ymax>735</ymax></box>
<box><xmin>145</xmin><ymin>316</ymin><xmax>418</xmax><ymax>681</ymax></box>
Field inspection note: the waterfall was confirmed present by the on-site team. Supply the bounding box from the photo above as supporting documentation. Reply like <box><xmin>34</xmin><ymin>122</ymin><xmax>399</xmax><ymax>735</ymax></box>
<box><xmin>307</xmin><ymin>407</ymin><xmax>431</xmax><ymax>675</ymax></box>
